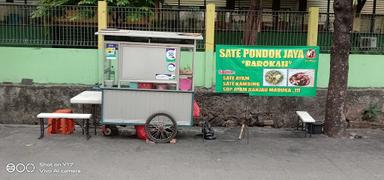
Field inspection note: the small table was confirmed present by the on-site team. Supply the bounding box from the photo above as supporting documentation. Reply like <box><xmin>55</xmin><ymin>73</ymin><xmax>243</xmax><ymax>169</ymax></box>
<box><xmin>296</xmin><ymin>111</ymin><xmax>316</xmax><ymax>137</ymax></box>
<box><xmin>70</xmin><ymin>91</ymin><xmax>102</xmax><ymax>135</ymax></box>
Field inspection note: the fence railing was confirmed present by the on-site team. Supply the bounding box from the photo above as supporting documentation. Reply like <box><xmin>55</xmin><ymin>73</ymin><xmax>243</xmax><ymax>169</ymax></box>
<box><xmin>318</xmin><ymin>13</ymin><xmax>384</xmax><ymax>54</ymax></box>
<box><xmin>0</xmin><ymin>4</ymin><xmax>97</xmax><ymax>48</ymax></box>
<box><xmin>215</xmin><ymin>10</ymin><xmax>308</xmax><ymax>47</ymax></box>
<box><xmin>0</xmin><ymin>4</ymin><xmax>383</xmax><ymax>54</ymax></box>
<box><xmin>107</xmin><ymin>6</ymin><xmax>205</xmax><ymax>50</ymax></box>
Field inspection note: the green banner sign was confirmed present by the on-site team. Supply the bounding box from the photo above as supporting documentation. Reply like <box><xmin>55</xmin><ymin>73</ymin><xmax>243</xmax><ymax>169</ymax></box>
<box><xmin>216</xmin><ymin>45</ymin><xmax>319</xmax><ymax>96</ymax></box>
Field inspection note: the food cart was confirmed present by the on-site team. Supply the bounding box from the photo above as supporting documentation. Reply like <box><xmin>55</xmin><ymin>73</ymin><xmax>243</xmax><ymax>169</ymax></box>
<box><xmin>96</xmin><ymin>29</ymin><xmax>203</xmax><ymax>143</ymax></box>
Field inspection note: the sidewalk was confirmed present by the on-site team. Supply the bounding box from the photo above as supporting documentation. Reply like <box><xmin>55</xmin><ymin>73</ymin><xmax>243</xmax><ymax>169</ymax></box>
<box><xmin>1</xmin><ymin>124</ymin><xmax>384</xmax><ymax>180</ymax></box>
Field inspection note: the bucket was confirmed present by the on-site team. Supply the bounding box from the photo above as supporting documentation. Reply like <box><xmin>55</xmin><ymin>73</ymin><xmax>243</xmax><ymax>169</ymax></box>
<box><xmin>135</xmin><ymin>125</ymin><xmax>147</xmax><ymax>140</ymax></box>
<box><xmin>167</xmin><ymin>84</ymin><xmax>176</xmax><ymax>90</ymax></box>
<box><xmin>129</xmin><ymin>82</ymin><xmax>138</xmax><ymax>89</ymax></box>
<box><xmin>179</xmin><ymin>78</ymin><xmax>192</xmax><ymax>91</ymax></box>
<box><xmin>308</xmin><ymin>121</ymin><xmax>324</xmax><ymax>134</ymax></box>
<box><xmin>156</xmin><ymin>84</ymin><xmax>168</xmax><ymax>90</ymax></box>
<box><xmin>138</xmin><ymin>83</ymin><xmax>153</xmax><ymax>89</ymax></box>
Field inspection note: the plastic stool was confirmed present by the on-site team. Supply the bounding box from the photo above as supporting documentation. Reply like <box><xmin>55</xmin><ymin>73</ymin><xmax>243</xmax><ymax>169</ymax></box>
<box><xmin>47</xmin><ymin>109</ymin><xmax>75</xmax><ymax>135</ymax></box>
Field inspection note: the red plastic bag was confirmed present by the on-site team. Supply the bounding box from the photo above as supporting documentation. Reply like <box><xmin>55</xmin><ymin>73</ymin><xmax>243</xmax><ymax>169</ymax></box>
<box><xmin>135</xmin><ymin>125</ymin><xmax>147</xmax><ymax>140</ymax></box>
<box><xmin>193</xmin><ymin>100</ymin><xmax>200</xmax><ymax>119</ymax></box>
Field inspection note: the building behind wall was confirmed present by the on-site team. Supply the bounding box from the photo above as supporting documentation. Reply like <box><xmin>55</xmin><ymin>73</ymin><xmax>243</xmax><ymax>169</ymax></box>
<box><xmin>2</xmin><ymin>0</ymin><xmax>382</xmax><ymax>13</ymax></box>
<box><xmin>162</xmin><ymin>0</ymin><xmax>383</xmax><ymax>33</ymax></box>
<box><xmin>162</xmin><ymin>0</ymin><xmax>383</xmax><ymax>14</ymax></box>
<box><xmin>0</xmin><ymin>0</ymin><xmax>38</xmax><ymax>4</ymax></box>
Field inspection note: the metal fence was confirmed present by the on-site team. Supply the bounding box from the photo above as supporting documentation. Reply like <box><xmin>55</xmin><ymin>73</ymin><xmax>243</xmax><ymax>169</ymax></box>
<box><xmin>107</xmin><ymin>6</ymin><xmax>205</xmax><ymax>50</ymax></box>
<box><xmin>215</xmin><ymin>10</ymin><xmax>308</xmax><ymax>47</ymax></box>
<box><xmin>0</xmin><ymin>4</ymin><xmax>383</xmax><ymax>54</ymax></box>
<box><xmin>0</xmin><ymin>4</ymin><xmax>97</xmax><ymax>48</ymax></box>
<box><xmin>318</xmin><ymin>13</ymin><xmax>384</xmax><ymax>54</ymax></box>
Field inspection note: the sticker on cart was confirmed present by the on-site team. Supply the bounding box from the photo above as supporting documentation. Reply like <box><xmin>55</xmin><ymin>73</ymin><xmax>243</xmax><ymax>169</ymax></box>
<box><xmin>105</xmin><ymin>44</ymin><xmax>118</xmax><ymax>60</ymax></box>
<box><xmin>165</xmin><ymin>48</ymin><xmax>177</xmax><ymax>62</ymax></box>
<box><xmin>155</xmin><ymin>74</ymin><xmax>175</xmax><ymax>80</ymax></box>
<box><xmin>167</xmin><ymin>63</ymin><xmax>176</xmax><ymax>72</ymax></box>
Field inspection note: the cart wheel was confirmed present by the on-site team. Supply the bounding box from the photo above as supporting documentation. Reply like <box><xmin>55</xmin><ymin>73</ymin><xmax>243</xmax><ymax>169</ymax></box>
<box><xmin>145</xmin><ymin>113</ymin><xmax>177</xmax><ymax>143</ymax></box>
<box><xmin>102</xmin><ymin>125</ymin><xmax>118</xmax><ymax>136</ymax></box>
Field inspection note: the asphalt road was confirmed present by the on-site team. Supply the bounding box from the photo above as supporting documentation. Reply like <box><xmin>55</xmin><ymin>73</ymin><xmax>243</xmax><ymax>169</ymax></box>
<box><xmin>1</xmin><ymin>124</ymin><xmax>384</xmax><ymax>180</ymax></box>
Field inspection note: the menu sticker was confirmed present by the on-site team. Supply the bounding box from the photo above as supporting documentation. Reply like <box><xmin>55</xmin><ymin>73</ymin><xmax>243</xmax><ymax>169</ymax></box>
<box><xmin>106</xmin><ymin>44</ymin><xmax>118</xmax><ymax>60</ymax></box>
<box><xmin>165</xmin><ymin>48</ymin><xmax>177</xmax><ymax>62</ymax></box>
<box><xmin>167</xmin><ymin>63</ymin><xmax>176</xmax><ymax>72</ymax></box>
<box><xmin>155</xmin><ymin>74</ymin><xmax>175</xmax><ymax>80</ymax></box>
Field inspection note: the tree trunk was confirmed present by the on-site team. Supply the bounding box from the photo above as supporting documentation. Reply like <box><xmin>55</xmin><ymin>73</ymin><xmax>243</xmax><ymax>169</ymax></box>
<box><xmin>324</xmin><ymin>0</ymin><xmax>353</xmax><ymax>137</ymax></box>
<box><xmin>356</xmin><ymin>0</ymin><xmax>367</xmax><ymax>14</ymax></box>
<box><xmin>272</xmin><ymin>0</ymin><xmax>280</xmax><ymax>30</ymax></box>
<box><xmin>243</xmin><ymin>0</ymin><xmax>262</xmax><ymax>45</ymax></box>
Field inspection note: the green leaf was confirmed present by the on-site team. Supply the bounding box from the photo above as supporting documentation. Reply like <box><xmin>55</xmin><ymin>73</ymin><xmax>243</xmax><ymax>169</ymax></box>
<box><xmin>32</xmin><ymin>0</ymin><xmax>155</xmax><ymax>21</ymax></box>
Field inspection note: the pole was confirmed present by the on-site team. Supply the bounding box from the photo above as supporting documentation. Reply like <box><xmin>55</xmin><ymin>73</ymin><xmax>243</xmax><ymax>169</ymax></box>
<box><xmin>177</xmin><ymin>0</ymin><xmax>180</xmax><ymax>31</ymax></box>
<box><xmin>370</xmin><ymin>0</ymin><xmax>377</xmax><ymax>33</ymax></box>
<box><xmin>307</xmin><ymin>7</ymin><xmax>320</xmax><ymax>46</ymax></box>
<box><xmin>327</xmin><ymin>0</ymin><xmax>331</xmax><ymax>31</ymax></box>
<box><xmin>204</xmin><ymin>4</ymin><xmax>215</xmax><ymax>88</ymax></box>
<box><xmin>98</xmin><ymin>1</ymin><xmax>108</xmax><ymax>85</ymax></box>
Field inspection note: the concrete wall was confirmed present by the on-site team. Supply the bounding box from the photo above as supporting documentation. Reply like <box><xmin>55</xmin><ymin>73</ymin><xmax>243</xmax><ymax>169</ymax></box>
<box><xmin>195</xmin><ymin>88</ymin><xmax>384</xmax><ymax>128</ymax></box>
<box><xmin>1</xmin><ymin>47</ymin><xmax>384</xmax><ymax>88</ymax></box>
<box><xmin>0</xmin><ymin>84</ymin><xmax>383</xmax><ymax>128</ymax></box>
<box><xmin>0</xmin><ymin>84</ymin><xmax>90</xmax><ymax>124</ymax></box>
<box><xmin>0</xmin><ymin>47</ymin><xmax>383</xmax><ymax>127</ymax></box>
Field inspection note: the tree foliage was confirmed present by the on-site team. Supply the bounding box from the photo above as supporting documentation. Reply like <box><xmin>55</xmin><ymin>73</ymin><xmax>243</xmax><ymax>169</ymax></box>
<box><xmin>32</xmin><ymin>0</ymin><xmax>155</xmax><ymax>18</ymax></box>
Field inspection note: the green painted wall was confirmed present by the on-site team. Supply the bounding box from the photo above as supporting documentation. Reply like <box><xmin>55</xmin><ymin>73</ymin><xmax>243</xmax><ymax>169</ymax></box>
<box><xmin>317</xmin><ymin>54</ymin><xmax>384</xmax><ymax>88</ymax></box>
<box><xmin>0</xmin><ymin>47</ymin><xmax>383</xmax><ymax>88</ymax></box>
<box><xmin>0</xmin><ymin>47</ymin><xmax>98</xmax><ymax>84</ymax></box>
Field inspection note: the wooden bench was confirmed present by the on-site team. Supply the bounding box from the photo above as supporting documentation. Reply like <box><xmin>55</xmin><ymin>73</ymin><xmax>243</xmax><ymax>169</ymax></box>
<box><xmin>37</xmin><ymin>113</ymin><xmax>92</xmax><ymax>140</ymax></box>
<box><xmin>296</xmin><ymin>111</ymin><xmax>316</xmax><ymax>137</ymax></box>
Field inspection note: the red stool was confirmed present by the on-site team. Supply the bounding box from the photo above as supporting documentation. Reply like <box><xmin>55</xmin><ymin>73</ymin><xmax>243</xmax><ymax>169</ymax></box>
<box><xmin>48</xmin><ymin>109</ymin><xmax>75</xmax><ymax>135</ymax></box>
